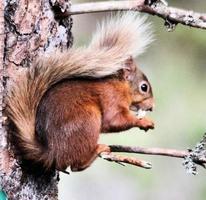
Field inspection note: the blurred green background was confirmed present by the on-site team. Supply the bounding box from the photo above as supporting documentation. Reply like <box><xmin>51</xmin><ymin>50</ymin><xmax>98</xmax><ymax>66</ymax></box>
<box><xmin>59</xmin><ymin>1</ymin><xmax>206</xmax><ymax>199</ymax></box>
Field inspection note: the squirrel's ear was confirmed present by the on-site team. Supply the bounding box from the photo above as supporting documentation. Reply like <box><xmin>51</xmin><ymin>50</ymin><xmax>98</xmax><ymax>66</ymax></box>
<box><xmin>121</xmin><ymin>56</ymin><xmax>136</xmax><ymax>81</ymax></box>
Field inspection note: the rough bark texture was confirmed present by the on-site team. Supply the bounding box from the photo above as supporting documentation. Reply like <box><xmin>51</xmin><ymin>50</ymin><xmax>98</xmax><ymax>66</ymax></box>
<box><xmin>0</xmin><ymin>0</ymin><xmax>73</xmax><ymax>199</ymax></box>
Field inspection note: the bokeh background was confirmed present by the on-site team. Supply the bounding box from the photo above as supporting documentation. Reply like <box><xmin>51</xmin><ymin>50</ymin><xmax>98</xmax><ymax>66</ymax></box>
<box><xmin>59</xmin><ymin>1</ymin><xmax>206</xmax><ymax>199</ymax></box>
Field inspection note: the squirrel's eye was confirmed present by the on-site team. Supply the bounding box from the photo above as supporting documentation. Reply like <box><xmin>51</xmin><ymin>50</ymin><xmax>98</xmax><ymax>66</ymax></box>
<box><xmin>139</xmin><ymin>81</ymin><xmax>149</xmax><ymax>94</ymax></box>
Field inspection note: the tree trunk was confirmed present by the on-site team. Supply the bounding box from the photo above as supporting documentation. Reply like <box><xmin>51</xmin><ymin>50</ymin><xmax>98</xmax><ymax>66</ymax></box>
<box><xmin>0</xmin><ymin>0</ymin><xmax>73</xmax><ymax>199</ymax></box>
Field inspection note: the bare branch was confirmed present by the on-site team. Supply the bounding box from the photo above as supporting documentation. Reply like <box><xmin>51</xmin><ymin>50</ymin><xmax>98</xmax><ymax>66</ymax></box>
<box><xmin>98</xmin><ymin>140</ymin><xmax>206</xmax><ymax>174</ymax></box>
<box><xmin>109</xmin><ymin>145</ymin><xmax>188</xmax><ymax>158</ymax></box>
<box><xmin>63</xmin><ymin>0</ymin><xmax>206</xmax><ymax>30</ymax></box>
<box><xmin>69</xmin><ymin>0</ymin><xmax>144</xmax><ymax>15</ymax></box>
<box><xmin>98</xmin><ymin>145</ymin><xmax>182</xmax><ymax>169</ymax></box>
<box><xmin>100</xmin><ymin>152</ymin><xmax>152</xmax><ymax>169</ymax></box>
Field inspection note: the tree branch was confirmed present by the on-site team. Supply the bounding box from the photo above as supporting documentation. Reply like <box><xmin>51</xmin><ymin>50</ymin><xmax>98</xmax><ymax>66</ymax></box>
<box><xmin>99</xmin><ymin>140</ymin><xmax>206</xmax><ymax>174</ymax></box>
<box><xmin>109</xmin><ymin>145</ymin><xmax>189</xmax><ymax>158</ymax></box>
<box><xmin>100</xmin><ymin>145</ymin><xmax>188</xmax><ymax>169</ymax></box>
<box><xmin>63</xmin><ymin>0</ymin><xmax>206</xmax><ymax>30</ymax></box>
<box><xmin>100</xmin><ymin>152</ymin><xmax>152</xmax><ymax>169</ymax></box>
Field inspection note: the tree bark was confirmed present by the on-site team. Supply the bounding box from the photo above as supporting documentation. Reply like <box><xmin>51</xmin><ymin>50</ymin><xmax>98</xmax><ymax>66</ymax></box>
<box><xmin>0</xmin><ymin>0</ymin><xmax>73</xmax><ymax>199</ymax></box>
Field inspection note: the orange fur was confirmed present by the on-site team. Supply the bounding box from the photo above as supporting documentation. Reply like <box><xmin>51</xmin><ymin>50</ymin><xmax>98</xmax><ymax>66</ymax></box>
<box><xmin>35</xmin><ymin>75</ymin><xmax>154</xmax><ymax>171</ymax></box>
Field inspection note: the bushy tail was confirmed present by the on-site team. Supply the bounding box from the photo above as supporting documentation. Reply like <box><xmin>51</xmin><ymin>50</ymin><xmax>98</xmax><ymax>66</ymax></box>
<box><xmin>6</xmin><ymin>12</ymin><xmax>153</xmax><ymax>168</ymax></box>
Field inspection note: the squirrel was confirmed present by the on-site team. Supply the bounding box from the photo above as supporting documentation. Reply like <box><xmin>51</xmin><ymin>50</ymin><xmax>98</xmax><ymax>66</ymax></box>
<box><xmin>6</xmin><ymin>13</ymin><xmax>154</xmax><ymax>172</ymax></box>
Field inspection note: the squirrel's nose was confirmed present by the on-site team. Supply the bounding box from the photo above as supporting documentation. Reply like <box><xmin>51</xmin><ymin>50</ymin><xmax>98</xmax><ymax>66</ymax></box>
<box><xmin>148</xmin><ymin>107</ymin><xmax>153</xmax><ymax>112</ymax></box>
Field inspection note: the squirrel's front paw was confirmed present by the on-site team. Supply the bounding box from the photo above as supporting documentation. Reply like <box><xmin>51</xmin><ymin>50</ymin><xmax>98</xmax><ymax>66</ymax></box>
<box><xmin>137</xmin><ymin>117</ymin><xmax>154</xmax><ymax>131</ymax></box>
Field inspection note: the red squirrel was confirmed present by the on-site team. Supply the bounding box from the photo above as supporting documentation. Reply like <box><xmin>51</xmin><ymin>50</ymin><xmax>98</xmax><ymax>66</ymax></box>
<box><xmin>6</xmin><ymin>13</ymin><xmax>154</xmax><ymax>172</ymax></box>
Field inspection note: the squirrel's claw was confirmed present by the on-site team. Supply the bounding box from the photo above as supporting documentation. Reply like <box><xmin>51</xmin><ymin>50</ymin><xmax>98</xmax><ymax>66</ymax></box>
<box><xmin>137</xmin><ymin>117</ymin><xmax>154</xmax><ymax>131</ymax></box>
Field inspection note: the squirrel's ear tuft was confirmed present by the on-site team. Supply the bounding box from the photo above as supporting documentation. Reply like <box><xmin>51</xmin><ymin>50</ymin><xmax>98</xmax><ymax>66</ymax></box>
<box><xmin>89</xmin><ymin>12</ymin><xmax>154</xmax><ymax>58</ymax></box>
<box><xmin>119</xmin><ymin>56</ymin><xmax>136</xmax><ymax>81</ymax></box>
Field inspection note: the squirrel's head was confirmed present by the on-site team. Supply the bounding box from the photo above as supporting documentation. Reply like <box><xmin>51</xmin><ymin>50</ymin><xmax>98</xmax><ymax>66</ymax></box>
<box><xmin>120</xmin><ymin>57</ymin><xmax>154</xmax><ymax>118</ymax></box>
